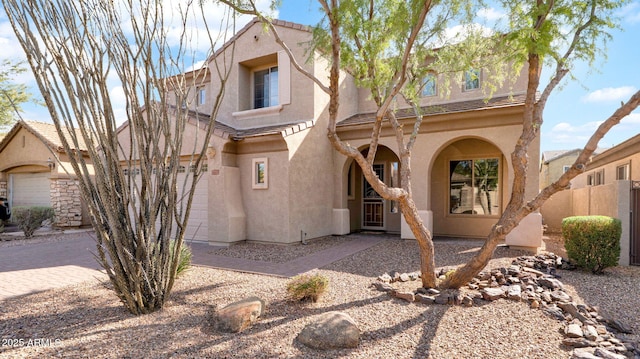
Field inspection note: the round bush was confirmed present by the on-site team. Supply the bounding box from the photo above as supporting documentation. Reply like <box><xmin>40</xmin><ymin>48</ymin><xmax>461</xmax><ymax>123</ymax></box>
<box><xmin>561</xmin><ymin>215</ymin><xmax>621</xmax><ymax>274</ymax></box>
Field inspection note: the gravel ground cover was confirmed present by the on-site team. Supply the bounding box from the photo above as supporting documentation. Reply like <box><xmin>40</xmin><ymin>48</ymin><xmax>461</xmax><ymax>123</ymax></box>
<box><xmin>207</xmin><ymin>235</ymin><xmax>353</xmax><ymax>263</ymax></box>
<box><xmin>1</xmin><ymin>235</ymin><xmax>638</xmax><ymax>358</ymax></box>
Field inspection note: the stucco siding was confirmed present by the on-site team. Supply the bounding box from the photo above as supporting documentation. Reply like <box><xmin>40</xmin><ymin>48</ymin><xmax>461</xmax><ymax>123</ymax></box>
<box><xmin>238</xmin><ymin>150</ymin><xmax>290</xmax><ymax>242</ymax></box>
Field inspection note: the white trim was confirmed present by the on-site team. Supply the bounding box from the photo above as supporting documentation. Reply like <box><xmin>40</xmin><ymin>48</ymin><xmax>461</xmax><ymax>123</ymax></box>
<box><xmin>252</xmin><ymin>157</ymin><xmax>268</xmax><ymax>189</ymax></box>
<box><xmin>232</xmin><ymin>105</ymin><xmax>283</xmax><ymax>120</ymax></box>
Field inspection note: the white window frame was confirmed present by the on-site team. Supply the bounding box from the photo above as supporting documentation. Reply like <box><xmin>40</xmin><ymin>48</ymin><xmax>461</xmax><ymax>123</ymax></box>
<box><xmin>253</xmin><ymin>66</ymin><xmax>279</xmax><ymax>109</ymax></box>
<box><xmin>197</xmin><ymin>86</ymin><xmax>206</xmax><ymax>105</ymax></box>
<box><xmin>463</xmin><ymin>69</ymin><xmax>480</xmax><ymax>91</ymax></box>
<box><xmin>421</xmin><ymin>73</ymin><xmax>437</xmax><ymax>97</ymax></box>
<box><xmin>252</xmin><ymin>157</ymin><xmax>269</xmax><ymax>189</ymax></box>
<box><xmin>616</xmin><ymin>163</ymin><xmax>630</xmax><ymax>180</ymax></box>
<box><xmin>595</xmin><ymin>169</ymin><xmax>605</xmax><ymax>186</ymax></box>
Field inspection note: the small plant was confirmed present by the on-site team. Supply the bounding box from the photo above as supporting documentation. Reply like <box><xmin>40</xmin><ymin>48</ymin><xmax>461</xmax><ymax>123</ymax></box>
<box><xmin>286</xmin><ymin>273</ymin><xmax>329</xmax><ymax>303</ymax></box>
<box><xmin>170</xmin><ymin>240</ymin><xmax>192</xmax><ymax>277</ymax></box>
<box><xmin>11</xmin><ymin>206</ymin><xmax>55</xmax><ymax>238</ymax></box>
<box><xmin>562</xmin><ymin>215</ymin><xmax>621</xmax><ymax>274</ymax></box>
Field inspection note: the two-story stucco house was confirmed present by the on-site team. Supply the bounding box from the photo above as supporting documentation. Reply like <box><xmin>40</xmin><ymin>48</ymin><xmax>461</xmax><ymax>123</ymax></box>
<box><xmin>117</xmin><ymin>18</ymin><xmax>542</xmax><ymax>250</ymax></box>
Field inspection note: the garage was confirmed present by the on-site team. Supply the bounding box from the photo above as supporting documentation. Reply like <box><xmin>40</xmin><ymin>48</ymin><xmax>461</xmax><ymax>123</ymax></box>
<box><xmin>9</xmin><ymin>172</ymin><xmax>51</xmax><ymax>208</ymax></box>
<box><xmin>177</xmin><ymin>168</ymin><xmax>208</xmax><ymax>242</ymax></box>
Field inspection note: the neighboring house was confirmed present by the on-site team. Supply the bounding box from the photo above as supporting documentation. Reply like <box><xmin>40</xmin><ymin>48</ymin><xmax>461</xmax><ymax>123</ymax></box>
<box><xmin>539</xmin><ymin>149</ymin><xmax>581</xmax><ymax>190</ymax></box>
<box><xmin>117</xmin><ymin>18</ymin><xmax>542</xmax><ymax>250</ymax></box>
<box><xmin>541</xmin><ymin>133</ymin><xmax>640</xmax><ymax>265</ymax></box>
<box><xmin>0</xmin><ymin>120</ymin><xmax>92</xmax><ymax>227</ymax></box>
<box><xmin>539</xmin><ymin>148</ymin><xmax>605</xmax><ymax>190</ymax></box>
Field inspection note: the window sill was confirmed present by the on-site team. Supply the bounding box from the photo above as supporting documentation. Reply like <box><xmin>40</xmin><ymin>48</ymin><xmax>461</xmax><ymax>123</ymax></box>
<box><xmin>232</xmin><ymin>105</ymin><xmax>283</xmax><ymax>120</ymax></box>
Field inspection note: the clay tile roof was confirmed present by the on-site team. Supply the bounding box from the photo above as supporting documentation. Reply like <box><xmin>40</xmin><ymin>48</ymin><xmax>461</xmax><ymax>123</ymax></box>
<box><xmin>337</xmin><ymin>94</ymin><xmax>527</xmax><ymax>127</ymax></box>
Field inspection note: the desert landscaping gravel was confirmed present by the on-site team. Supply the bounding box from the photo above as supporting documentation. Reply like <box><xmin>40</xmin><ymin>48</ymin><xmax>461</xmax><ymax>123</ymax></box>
<box><xmin>1</xmin><ymin>234</ymin><xmax>638</xmax><ymax>358</ymax></box>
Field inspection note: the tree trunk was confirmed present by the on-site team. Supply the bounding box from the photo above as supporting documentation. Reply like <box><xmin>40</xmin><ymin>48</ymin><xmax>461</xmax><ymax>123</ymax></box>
<box><xmin>400</xmin><ymin>198</ymin><xmax>437</xmax><ymax>288</ymax></box>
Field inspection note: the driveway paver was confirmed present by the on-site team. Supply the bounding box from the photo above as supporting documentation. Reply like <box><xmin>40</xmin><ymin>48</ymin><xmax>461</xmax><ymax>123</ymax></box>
<box><xmin>1</xmin><ymin>232</ymin><xmax>390</xmax><ymax>301</ymax></box>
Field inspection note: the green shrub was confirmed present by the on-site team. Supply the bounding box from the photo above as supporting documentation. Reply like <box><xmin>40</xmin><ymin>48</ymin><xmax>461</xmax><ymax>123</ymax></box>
<box><xmin>12</xmin><ymin>206</ymin><xmax>55</xmax><ymax>238</ymax></box>
<box><xmin>170</xmin><ymin>240</ymin><xmax>192</xmax><ymax>277</ymax></box>
<box><xmin>561</xmin><ymin>215</ymin><xmax>621</xmax><ymax>274</ymax></box>
<box><xmin>286</xmin><ymin>273</ymin><xmax>329</xmax><ymax>303</ymax></box>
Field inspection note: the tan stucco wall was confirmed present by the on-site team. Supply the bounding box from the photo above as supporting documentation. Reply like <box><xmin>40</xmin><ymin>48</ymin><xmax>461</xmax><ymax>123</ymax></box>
<box><xmin>540</xmin><ymin>190</ymin><xmax>572</xmax><ymax>233</ymax></box>
<box><xmin>187</xmin><ymin>22</ymin><xmax>318</xmax><ymax>131</ymax></box>
<box><xmin>0</xmin><ymin>128</ymin><xmax>54</xmax><ymax>174</ymax></box>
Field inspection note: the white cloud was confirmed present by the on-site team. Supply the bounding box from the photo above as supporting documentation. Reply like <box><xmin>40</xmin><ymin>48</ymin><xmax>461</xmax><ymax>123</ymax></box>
<box><xmin>477</xmin><ymin>8</ymin><xmax>505</xmax><ymax>22</ymax></box>
<box><xmin>619</xmin><ymin>2</ymin><xmax>640</xmax><ymax>23</ymax></box>
<box><xmin>431</xmin><ymin>23</ymin><xmax>494</xmax><ymax>48</ymax></box>
<box><xmin>621</xmin><ymin>112</ymin><xmax>640</xmax><ymax>124</ymax></box>
<box><xmin>582</xmin><ymin>86</ymin><xmax>638</xmax><ymax>103</ymax></box>
<box><xmin>551</xmin><ymin>121</ymin><xmax>603</xmax><ymax>134</ymax></box>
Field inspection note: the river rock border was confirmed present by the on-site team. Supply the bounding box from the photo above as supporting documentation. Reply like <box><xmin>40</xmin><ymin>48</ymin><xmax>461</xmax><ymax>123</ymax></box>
<box><xmin>372</xmin><ymin>253</ymin><xmax>639</xmax><ymax>359</ymax></box>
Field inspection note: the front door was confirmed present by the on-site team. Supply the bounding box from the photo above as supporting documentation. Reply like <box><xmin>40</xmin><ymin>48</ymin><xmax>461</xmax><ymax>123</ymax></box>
<box><xmin>362</xmin><ymin>164</ymin><xmax>384</xmax><ymax>229</ymax></box>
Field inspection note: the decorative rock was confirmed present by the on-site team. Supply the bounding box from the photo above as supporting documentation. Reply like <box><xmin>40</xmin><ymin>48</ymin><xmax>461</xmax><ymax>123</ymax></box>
<box><xmin>377</xmin><ymin>273</ymin><xmax>392</xmax><ymax>283</ymax></box>
<box><xmin>481</xmin><ymin>287</ymin><xmax>505</xmax><ymax>301</ymax></box>
<box><xmin>543</xmin><ymin>305</ymin><xmax>566</xmax><ymax>321</ymax></box>
<box><xmin>468</xmin><ymin>283</ymin><xmax>479</xmax><ymax>290</ymax></box>
<box><xmin>399</xmin><ymin>273</ymin><xmax>410</xmax><ymax>282</ymax></box>
<box><xmin>507</xmin><ymin>285</ymin><xmax>522</xmax><ymax>301</ymax></box>
<box><xmin>530</xmin><ymin>299</ymin><xmax>540</xmax><ymax>309</ymax></box>
<box><xmin>389</xmin><ymin>271</ymin><xmax>401</xmax><ymax>281</ymax></box>
<box><xmin>539</xmin><ymin>277</ymin><xmax>564</xmax><ymax>290</ymax></box>
<box><xmin>408</xmin><ymin>272</ymin><xmax>420</xmax><ymax>281</ymax></box>
<box><xmin>297</xmin><ymin>311</ymin><xmax>360</xmax><ymax>350</ymax></box>
<box><xmin>563</xmin><ymin>338</ymin><xmax>596</xmax><ymax>348</ymax></box>
<box><xmin>392</xmin><ymin>291</ymin><xmax>415</xmax><ymax>303</ymax></box>
<box><xmin>596</xmin><ymin>325</ymin><xmax>608</xmax><ymax>335</ymax></box>
<box><xmin>462</xmin><ymin>296</ymin><xmax>474</xmax><ymax>307</ymax></box>
<box><xmin>540</xmin><ymin>291</ymin><xmax>552</xmax><ymax>303</ymax></box>
<box><xmin>372</xmin><ymin>282</ymin><xmax>394</xmax><ymax>292</ymax></box>
<box><xmin>584</xmin><ymin>325</ymin><xmax>599</xmax><ymax>341</ymax></box>
<box><xmin>426</xmin><ymin>288</ymin><xmax>440</xmax><ymax>295</ymax></box>
<box><xmin>558</xmin><ymin>302</ymin><xmax>593</xmax><ymax>325</ymax></box>
<box><xmin>566</xmin><ymin>323</ymin><xmax>584</xmax><ymax>338</ymax></box>
<box><xmin>594</xmin><ymin>348</ymin><xmax>627</xmax><ymax>359</ymax></box>
<box><xmin>415</xmin><ymin>294</ymin><xmax>435</xmax><ymax>304</ymax></box>
<box><xmin>550</xmin><ymin>289</ymin><xmax>572</xmax><ymax>303</ymax></box>
<box><xmin>215</xmin><ymin>296</ymin><xmax>265</xmax><ymax>333</ymax></box>
<box><xmin>434</xmin><ymin>294</ymin><xmax>449</xmax><ymax>305</ymax></box>
<box><xmin>571</xmin><ymin>349</ymin><xmax>600</xmax><ymax>359</ymax></box>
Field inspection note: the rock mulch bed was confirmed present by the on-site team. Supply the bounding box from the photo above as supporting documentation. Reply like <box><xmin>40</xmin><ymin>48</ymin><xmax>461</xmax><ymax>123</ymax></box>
<box><xmin>373</xmin><ymin>253</ymin><xmax>639</xmax><ymax>359</ymax></box>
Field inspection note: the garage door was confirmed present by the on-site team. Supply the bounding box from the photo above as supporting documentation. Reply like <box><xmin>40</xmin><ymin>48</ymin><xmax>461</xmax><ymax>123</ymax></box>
<box><xmin>177</xmin><ymin>169</ymin><xmax>208</xmax><ymax>242</ymax></box>
<box><xmin>10</xmin><ymin>172</ymin><xmax>51</xmax><ymax>208</ymax></box>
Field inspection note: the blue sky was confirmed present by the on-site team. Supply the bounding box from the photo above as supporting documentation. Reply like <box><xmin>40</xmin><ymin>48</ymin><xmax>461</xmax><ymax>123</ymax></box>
<box><xmin>1</xmin><ymin>0</ymin><xmax>638</xmax><ymax>153</ymax></box>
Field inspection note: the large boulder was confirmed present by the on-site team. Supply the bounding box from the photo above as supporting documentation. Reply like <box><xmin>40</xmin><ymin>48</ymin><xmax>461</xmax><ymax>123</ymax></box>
<box><xmin>215</xmin><ymin>296</ymin><xmax>265</xmax><ymax>333</ymax></box>
<box><xmin>297</xmin><ymin>311</ymin><xmax>360</xmax><ymax>349</ymax></box>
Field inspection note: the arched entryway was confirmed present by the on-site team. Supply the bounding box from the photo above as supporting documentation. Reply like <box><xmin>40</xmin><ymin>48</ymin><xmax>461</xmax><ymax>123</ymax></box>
<box><xmin>430</xmin><ymin>137</ymin><xmax>507</xmax><ymax>238</ymax></box>
<box><xmin>345</xmin><ymin>145</ymin><xmax>402</xmax><ymax>233</ymax></box>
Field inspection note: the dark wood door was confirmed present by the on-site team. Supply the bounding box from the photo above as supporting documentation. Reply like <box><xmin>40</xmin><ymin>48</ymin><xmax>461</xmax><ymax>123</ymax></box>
<box><xmin>631</xmin><ymin>181</ymin><xmax>640</xmax><ymax>266</ymax></box>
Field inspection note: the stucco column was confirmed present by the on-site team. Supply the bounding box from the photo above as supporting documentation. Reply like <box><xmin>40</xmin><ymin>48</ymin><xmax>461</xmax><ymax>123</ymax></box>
<box><xmin>400</xmin><ymin>210</ymin><xmax>433</xmax><ymax>239</ymax></box>
<box><xmin>208</xmin><ymin>166</ymin><xmax>246</xmax><ymax>246</ymax></box>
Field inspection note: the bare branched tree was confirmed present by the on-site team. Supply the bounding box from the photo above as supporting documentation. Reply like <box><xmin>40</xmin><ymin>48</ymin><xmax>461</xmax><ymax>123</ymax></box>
<box><xmin>3</xmin><ymin>0</ymin><xmax>237</xmax><ymax>314</ymax></box>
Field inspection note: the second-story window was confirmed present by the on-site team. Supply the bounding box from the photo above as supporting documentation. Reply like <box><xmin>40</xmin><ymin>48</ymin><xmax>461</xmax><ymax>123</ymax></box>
<box><xmin>254</xmin><ymin>66</ymin><xmax>279</xmax><ymax>109</ymax></box>
<box><xmin>464</xmin><ymin>69</ymin><xmax>480</xmax><ymax>91</ymax></box>
<box><xmin>421</xmin><ymin>73</ymin><xmax>437</xmax><ymax>97</ymax></box>
<box><xmin>197</xmin><ymin>86</ymin><xmax>206</xmax><ymax>105</ymax></box>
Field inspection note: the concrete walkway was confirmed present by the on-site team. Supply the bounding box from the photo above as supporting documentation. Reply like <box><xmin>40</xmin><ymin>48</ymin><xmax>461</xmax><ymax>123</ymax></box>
<box><xmin>190</xmin><ymin>234</ymin><xmax>389</xmax><ymax>277</ymax></box>
<box><xmin>0</xmin><ymin>232</ymin><xmax>390</xmax><ymax>301</ymax></box>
